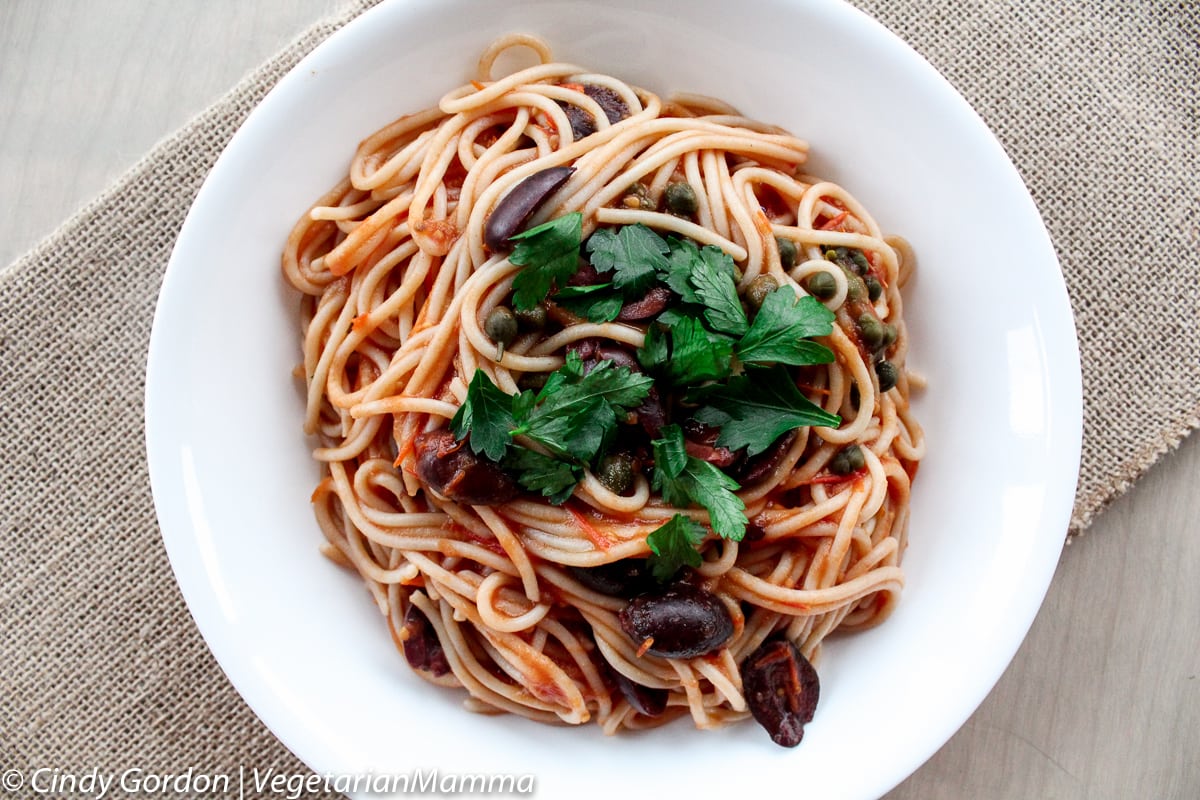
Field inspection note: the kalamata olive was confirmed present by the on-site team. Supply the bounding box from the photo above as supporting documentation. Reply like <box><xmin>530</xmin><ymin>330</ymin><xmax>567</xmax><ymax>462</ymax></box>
<box><xmin>681</xmin><ymin>418</ymin><xmax>737</xmax><ymax>468</ymax></box>
<box><xmin>741</xmin><ymin>638</ymin><xmax>819</xmax><ymax>747</ymax></box>
<box><xmin>619</xmin><ymin>583</ymin><xmax>734</xmax><ymax>659</ymax></box>
<box><xmin>635</xmin><ymin>387</ymin><xmax>667</xmax><ymax>438</ymax></box>
<box><xmin>613</xmin><ymin>669</ymin><xmax>668</xmax><ymax>717</ymax></box>
<box><xmin>735</xmin><ymin>431</ymin><xmax>796</xmax><ymax>484</ymax></box>
<box><xmin>484</xmin><ymin>166</ymin><xmax>575</xmax><ymax>252</ymax></box>
<box><xmin>401</xmin><ymin>602</ymin><xmax>451</xmax><ymax>677</ymax></box>
<box><xmin>616</xmin><ymin>285</ymin><xmax>672</xmax><ymax>321</ymax></box>
<box><xmin>560</xmin><ymin>84</ymin><xmax>629</xmax><ymax>139</ymax></box>
<box><xmin>413</xmin><ymin>430</ymin><xmax>519</xmax><ymax>505</ymax></box>
<box><xmin>568</xmin><ymin>559</ymin><xmax>656</xmax><ymax>598</ymax></box>
<box><xmin>828</xmin><ymin>444</ymin><xmax>866</xmax><ymax>475</ymax></box>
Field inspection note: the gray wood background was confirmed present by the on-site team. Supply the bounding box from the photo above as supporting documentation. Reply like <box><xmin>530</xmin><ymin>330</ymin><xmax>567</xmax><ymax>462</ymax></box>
<box><xmin>1</xmin><ymin>1</ymin><xmax>1196</xmax><ymax>797</ymax></box>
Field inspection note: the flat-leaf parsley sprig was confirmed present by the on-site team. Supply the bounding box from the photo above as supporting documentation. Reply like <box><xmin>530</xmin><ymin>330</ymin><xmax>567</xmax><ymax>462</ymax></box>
<box><xmin>448</xmin><ymin>213</ymin><xmax>845</xmax><ymax>580</ymax></box>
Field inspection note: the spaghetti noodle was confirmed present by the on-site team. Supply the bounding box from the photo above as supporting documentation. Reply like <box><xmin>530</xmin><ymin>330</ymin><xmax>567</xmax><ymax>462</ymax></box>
<box><xmin>282</xmin><ymin>34</ymin><xmax>924</xmax><ymax>745</ymax></box>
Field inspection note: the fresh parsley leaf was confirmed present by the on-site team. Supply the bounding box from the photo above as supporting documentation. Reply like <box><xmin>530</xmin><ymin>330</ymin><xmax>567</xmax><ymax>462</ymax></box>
<box><xmin>646</xmin><ymin>513</ymin><xmax>706</xmax><ymax>580</ymax></box>
<box><xmin>585</xmin><ymin>224</ymin><xmax>668</xmax><ymax>294</ymax></box>
<box><xmin>694</xmin><ymin>366</ymin><xmax>841</xmax><ymax>456</ymax></box>
<box><xmin>651</xmin><ymin>425</ymin><xmax>746</xmax><ymax>541</ymax></box>
<box><xmin>449</xmin><ymin>369</ymin><xmax>516</xmax><ymax>461</ymax></box>
<box><xmin>514</xmin><ymin>353</ymin><xmax>653</xmax><ymax>463</ymax></box>
<box><xmin>660</xmin><ymin>238</ymin><xmax>702</xmax><ymax>303</ymax></box>
<box><xmin>503</xmin><ymin>446</ymin><xmax>582</xmax><ymax>504</ymax></box>
<box><xmin>637</xmin><ymin>323</ymin><xmax>669</xmax><ymax>372</ymax></box>
<box><xmin>509</xmin><ymin>212</ymin><xmax>583</xmax><ymax>311</ymax></box>
<box><xmin>690</xmin><ymin>245</ymin><xmax>748</xmax><ymax>336</ymax></box>
<box><xmin>736</xmin><ymin>288</ymin><xmax>836</xmax><ymax>367</ymax></box>
<box><xmin>552</xmin><ymin>283</ymin><xmax>624</xmax><ymax>323</ymax></box>
<box><xmin>663</xmin><ymin>316</ymin><xmax>735</xmax><ymax>385</ymax></box>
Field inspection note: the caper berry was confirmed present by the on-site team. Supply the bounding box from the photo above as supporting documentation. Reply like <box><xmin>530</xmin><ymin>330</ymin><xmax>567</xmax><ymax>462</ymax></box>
<box><xmin>829</xmin><ymin>444</ymin><xmax>866</xmax><ymax>475</ymax></box>
<box><xmin>882</xmin><ymin>322</ymin><xmax>898</xmax><ymax>348</ymax></box>
<box><xmin>804</xmin><ymin>270</ymin><xmax>837</xmax><ymax>300</ymax></box>
<box><xmin>484</xmin><ymin>306</ymin><xmax>518</xmax><ymax>347</ymax></box>
<box><xmin>864</xmin><ymin>274</ymin><xmax>883</xmax><ymax>302</ymax></box>
<box><xmin>514</xmin><ymin>304</ymin><xmax>547</xmax><ymax>332</ymax></box>
<box><xmin>775</xmin><ymin>236</ymin><xmax>798</xmax><ymax>270</ymax></box>
<box><xmin>596</xmin><ymin>454</ymin><xmax>635</xmax><ymax>495</ymax></box>
<box><xmin>875</xmin><ymin>360</ymin><xmax>899</xmax><ymax>392</ymax></box>
<box><xmin>664</xmin><ymin>182</ymin><xmax>698</xmax><ymax>216</ymax></box>
<box><xmin>745</xmin><ymin>275</ymin><xmax>779</xmax><ymax>310</ymax></box>
<box><xmin>856</xmin><ymin>313</ymin><xmax>885</xmax><ymax>350</ymax></box>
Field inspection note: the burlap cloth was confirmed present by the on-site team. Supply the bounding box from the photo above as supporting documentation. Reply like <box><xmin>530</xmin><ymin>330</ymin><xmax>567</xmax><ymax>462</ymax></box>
<box><xmin>1</xmin><ymin>0</ymin><xmax>1196</xmax><ymax>794</ymax></box>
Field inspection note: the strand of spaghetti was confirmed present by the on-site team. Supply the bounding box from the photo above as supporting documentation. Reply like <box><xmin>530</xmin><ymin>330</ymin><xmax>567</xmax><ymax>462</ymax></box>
<box><xmin>724</xmin><ymin>565</ymin><xmax>905</xmax><ymax>616</ymax></box>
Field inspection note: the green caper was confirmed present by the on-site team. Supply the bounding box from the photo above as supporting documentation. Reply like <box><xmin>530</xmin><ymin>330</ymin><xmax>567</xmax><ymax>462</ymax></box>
<box><xmin>664</xmin><ymin>182</ymin><xmax>698</xmax><ymax>216</ymax></box>
<box><xmin>875</xmin><ymin>360</ymin><xmax>899</xmax><ymax>392</ymax></box>
<box><xmin>849</xmin><ymin>249</ymin><xmax>871</xmax><ymax>275</ymax></box>
<box><xmin>484</xmin><ymin>306</ymin><xmax>518</xmax><ymax>347</ymax></box>
<box><xmin>857</xmin><ymin>313</ymin><xmax>885</xmax><ymax>350</ymax></box>
<box><xmin>514</xmin><ymin>304</ymin><xmax>547</xmax><ymax>332</ymax></box>
<box><xmin>804</xmin><ymin>270</ymin><xmax>837</xmax><ymax>300</ymax></box>
<box><xmin>842</xmin><ymin>266</ymin><xmax>866</xmax><ymax>301</ymax></box>
<box><xmin>882</xmin><ymin>322</ymin><xmax>898</xmax><ymax>348</ymax></box>
<box><xmin>829</xmin><ymin>444</ymin><xmax>866</xmax><ymax>475</ymax></box>
<box><xmin>775</xmin><ymin>236</ymin><xmax>798</xmax><ymax>270</ymax></box>
<box><xmin>596</xmin><ymin>453</ymin><xmax>636</xmax><ymax>495</ymax></box>
<box><xmin>745</xmin><ymin>274</ymin><xmax>779</xmax><ymax>310</ymax></box>
<box><xmin>623</xmin><ymin>182</ymin><xmax>655</xmax><ymax>210</ymax></box>
<box><xmin>864</xmin><ymin>275</ymin><xmax>883</xmax><ymax>302</ymax></box>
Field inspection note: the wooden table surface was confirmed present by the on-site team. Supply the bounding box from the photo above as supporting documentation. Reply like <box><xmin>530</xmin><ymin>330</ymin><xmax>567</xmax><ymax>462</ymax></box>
<box><xmin>2</xmin><ymin>2</ymin><xmax>1197</xmax><ymax>797</ymax></box>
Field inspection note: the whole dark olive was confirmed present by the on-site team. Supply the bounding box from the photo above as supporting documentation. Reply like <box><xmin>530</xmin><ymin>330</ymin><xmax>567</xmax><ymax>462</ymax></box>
<box><xmin>484</xmin><ymin>166</ymin><xmax>575</xmax><ymax>251</ymax></box>
<box><xmin>619</xmin><ymin>583</ymin><xmax>734</xmax><ymax>659</ymax></box>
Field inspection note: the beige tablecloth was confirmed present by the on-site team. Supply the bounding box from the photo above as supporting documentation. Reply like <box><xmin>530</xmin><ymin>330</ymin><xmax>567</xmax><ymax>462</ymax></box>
<box><xmin>1</xmin><ymin>0</ymin><xmax>1196</xmax><ymax>792</ymax></box>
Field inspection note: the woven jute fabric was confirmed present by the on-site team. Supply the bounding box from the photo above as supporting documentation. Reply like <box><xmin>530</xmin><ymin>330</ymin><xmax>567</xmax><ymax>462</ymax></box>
<box><xmin>1</xmin><ymin>0</ymin><xmax>1196</xmax><ymax>793</ymax></box>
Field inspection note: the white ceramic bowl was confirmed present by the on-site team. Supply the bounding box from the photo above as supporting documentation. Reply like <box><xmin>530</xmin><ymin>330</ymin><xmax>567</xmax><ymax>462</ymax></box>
<box><xmin>145</xmin><ymin>0</ymin><xmax>1082</xmax><ymax>797</ymax></box>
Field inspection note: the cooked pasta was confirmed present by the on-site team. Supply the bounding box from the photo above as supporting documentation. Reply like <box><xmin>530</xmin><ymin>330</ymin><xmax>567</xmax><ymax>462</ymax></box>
<box><xmin>282</xmin><ymin>33</ymin><xmax>923</xmax><ymax>745</ymax></box>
